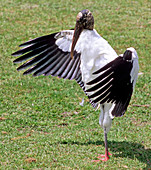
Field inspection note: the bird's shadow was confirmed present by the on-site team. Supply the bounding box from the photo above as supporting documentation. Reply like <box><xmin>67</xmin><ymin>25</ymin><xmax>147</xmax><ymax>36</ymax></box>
<box><xmin>54</xmin><ymin>139</ymin><xmax>151</xmax><ymax>169</ymax></box>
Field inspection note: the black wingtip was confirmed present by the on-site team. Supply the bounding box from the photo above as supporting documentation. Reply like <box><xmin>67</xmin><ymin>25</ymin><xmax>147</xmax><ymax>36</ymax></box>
<box><xmin>16</xmin><ymin>64</ymin><xmax>25</xmax><ymax>71</ymax></box>
<box><xmin>19</xmin><ymin>41</ymin><xmax>33</xmax><ymax>48</ymax></box>
<box><xmin>13</xmin><ymin>58</ymin><xmax>22</xmax><ymax>64</ymax></box>
<box><xmin>13</xmin><ymin>59</ymin><xmax>19</xmax><ymax>63</ymax></box>
<box><xmin>12</xmin><ymin>51</ymin><xmax>20</xmax><ymax>57</ymax></box>
<box><xmin>13</xmin><ymin>60</ymin><xmax>17</xmax><ymax>63</ymax></box>
<box><xmin>23</xmin><ymin>71</ymin><xmax>30</xmax><ymax>75</ymax></box>
<box><xmin>11</xmin><ymin>49</ymin><xmax>25</xmax><ymax>57</ymax></box>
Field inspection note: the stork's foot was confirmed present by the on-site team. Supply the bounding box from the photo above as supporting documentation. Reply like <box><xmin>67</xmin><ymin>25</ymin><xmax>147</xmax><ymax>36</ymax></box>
<box><xmin>97</xmin><ymin>152</ymin><xmax>112</xmax><ymax>161</ymax></box>
<box><xmin>92</xmin><ymin>152</ymin><xmax>112</xmax><ymax>162</ymax></box>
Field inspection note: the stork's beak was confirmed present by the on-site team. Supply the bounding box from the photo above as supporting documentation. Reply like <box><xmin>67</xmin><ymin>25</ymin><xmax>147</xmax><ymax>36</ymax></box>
<box><xmin>71</xmin><ymin>22</ymin><xmax>83</xmax><ymax>59</ymax></box>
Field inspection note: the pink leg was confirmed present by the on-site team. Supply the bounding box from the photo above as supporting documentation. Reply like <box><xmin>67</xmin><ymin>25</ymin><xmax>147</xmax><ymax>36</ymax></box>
<box><xmin>92</xmin><ymin>128</ymin><xmax>112</xmax><ymax>162</ymax></box>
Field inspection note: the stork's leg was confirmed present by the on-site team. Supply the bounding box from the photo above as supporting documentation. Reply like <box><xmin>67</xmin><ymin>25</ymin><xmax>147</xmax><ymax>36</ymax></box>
<box><xmin>97</xmin><ymin>128</ymin><xmax>112</xmax><ymax>161</ymax></box>
<box><xmin>92</xmin><ymin>128</ymin><xmax>112</xmax><ymax>162</ymax></box>
<box><xmin>92</xmin><ymin>104</ymin><xmax>112</xmax><ymax>162</ymax></box>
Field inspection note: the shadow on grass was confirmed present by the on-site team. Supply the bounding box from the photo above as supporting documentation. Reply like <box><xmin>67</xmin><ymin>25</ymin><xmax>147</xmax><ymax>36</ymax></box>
<box><xmin>58</xmin><ymin>140</ymin><xmax>151</xmax><ymax>169</ymax></box>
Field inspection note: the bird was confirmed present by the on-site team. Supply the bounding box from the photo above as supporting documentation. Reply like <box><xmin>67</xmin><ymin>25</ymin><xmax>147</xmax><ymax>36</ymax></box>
<box><xmin>12</xmin><ymin>9</ymin><xmax>139</xmax><ymax>162</ymax></box>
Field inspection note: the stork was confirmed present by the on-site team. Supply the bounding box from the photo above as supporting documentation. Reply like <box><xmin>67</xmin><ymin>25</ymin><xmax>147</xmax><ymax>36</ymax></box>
<box><xmin>12</xmin><ymin>9</ymin><xmax>139</xmax><ymax>162</ymax></box>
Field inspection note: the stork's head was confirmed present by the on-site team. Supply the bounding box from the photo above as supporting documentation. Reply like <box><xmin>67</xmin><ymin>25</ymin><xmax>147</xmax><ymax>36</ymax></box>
<box><xmin>71</xmin><ymin>9</ymin><xmax>94</xmax><ymax>58</ymax></box>
<box><xmin>76</xmin><ymin>9</ymin><xmax>94</xmax><ymax>30</ymax></box>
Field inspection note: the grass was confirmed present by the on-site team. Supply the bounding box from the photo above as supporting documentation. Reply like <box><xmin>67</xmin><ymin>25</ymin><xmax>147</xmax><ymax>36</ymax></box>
<box><xmin>0</xmin><ymin>0</ymin><xmax>151</xmax><ymax>169</ymax></box>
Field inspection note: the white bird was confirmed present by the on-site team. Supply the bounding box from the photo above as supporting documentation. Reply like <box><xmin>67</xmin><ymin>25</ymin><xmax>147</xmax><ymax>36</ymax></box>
<box><xmin>12</xmin><ymin>9</ymin><xmax>139</xmax><ymax>161</ymax></box>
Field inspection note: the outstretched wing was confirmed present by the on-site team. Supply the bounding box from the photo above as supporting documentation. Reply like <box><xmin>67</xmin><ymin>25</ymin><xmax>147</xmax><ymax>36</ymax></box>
<box><xmin>86</xmin><ymin>53</ymin><xmax>137</xmax><ymax>117</ymax></box>
<box><xmin>12</xmin><ymin>30</ymin><xmax>81</xmax><ymax>81</ymax></box>
<box><xmin>12</xmin><ymin>30</ymin><xmax>97</xmax><ymax>107</ymax></box>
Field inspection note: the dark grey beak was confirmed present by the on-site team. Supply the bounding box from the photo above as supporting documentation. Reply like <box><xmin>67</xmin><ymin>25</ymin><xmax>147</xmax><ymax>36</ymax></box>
<box><xmin>71</xmin><ymin>22</ymin><xmax>83</xmax><ymax>59</ymax></box>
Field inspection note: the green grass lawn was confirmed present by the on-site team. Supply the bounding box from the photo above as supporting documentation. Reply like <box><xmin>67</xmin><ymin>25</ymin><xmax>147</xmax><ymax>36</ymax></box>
<box><xmin>0</xmin><ymin>0</ymin><xmax>150</xmax><ymax>169</ymax></box>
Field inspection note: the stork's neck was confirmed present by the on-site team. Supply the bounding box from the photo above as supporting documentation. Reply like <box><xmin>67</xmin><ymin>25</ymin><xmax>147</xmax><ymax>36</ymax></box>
<box><xmin>80</xmin><ymin>29</ymin><xmax>100</xmax><ymax>42</ymax></box>
<box><xmin>76</xmin><ymin>29</ymin><xmax>101</xmax><ymax>54</ymax></box>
